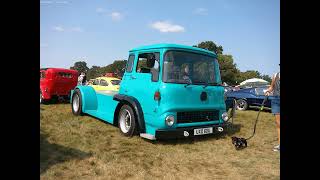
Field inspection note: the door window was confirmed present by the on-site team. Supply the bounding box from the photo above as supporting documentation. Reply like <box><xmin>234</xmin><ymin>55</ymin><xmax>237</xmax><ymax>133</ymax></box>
<box><xmin>93</xmin><ymin>79</ymin><xmax>99</xmax><ymax>85</ymax></box>
<box><xmin>136</xmin><ymin>52</ymin><xmax>159</xmax><ymax>74</ymax></box>
<box><xmin>100</xmin><ymin>79</ymin><xmax>108</xmax><ymax>86</ymax></box>
<box><xmin>126</xmin><ymin>54</ymin><xmax>135</xmax><ymax>73</ymax></box>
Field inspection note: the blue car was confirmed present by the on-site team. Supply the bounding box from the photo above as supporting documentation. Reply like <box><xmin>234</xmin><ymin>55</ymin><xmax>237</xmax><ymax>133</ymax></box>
<box><xmin>226</xmin><ymin>86</ymin><xmax>271</xmax><ymax>111</ymax></box>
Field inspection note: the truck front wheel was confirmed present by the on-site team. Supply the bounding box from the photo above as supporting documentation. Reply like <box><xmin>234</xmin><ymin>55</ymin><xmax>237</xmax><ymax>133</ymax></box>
<box><xmin>118</xmin><ymin>105</ymin><xmax>137</xmax><ymax>137</ymax></box>
<box><xmin>71</xmin><ymin>89</ymin><xmax>83</xmax><ymax>116</ymax></box>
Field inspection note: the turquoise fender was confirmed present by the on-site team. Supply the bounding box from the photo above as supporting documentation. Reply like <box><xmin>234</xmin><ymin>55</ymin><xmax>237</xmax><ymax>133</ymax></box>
<box><xmin>71</xmin><ymin>86</ymin><xmax>98</xmax><ymax>113</ymax></box>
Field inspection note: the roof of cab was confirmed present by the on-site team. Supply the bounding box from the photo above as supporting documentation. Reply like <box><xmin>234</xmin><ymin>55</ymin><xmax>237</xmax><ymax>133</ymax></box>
<box><xmin>129</xmin><ymin>43</ymin><xmax>216</xmax><ymax>56</ymax></box>
<box><xmin>40</xmin><ymin>68</ymin><xmax>78</xmax><ymax>73</ymax></box>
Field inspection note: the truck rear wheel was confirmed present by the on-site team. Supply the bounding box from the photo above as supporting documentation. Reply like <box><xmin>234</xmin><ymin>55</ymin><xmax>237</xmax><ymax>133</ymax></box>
<box><xmin>118</xmin><ymin>105</ymin><xmax>137</xmax><ymax>137</ymax></box>
<box><xmin>71</xmin><ymin>89</ymin><xmax>83</xmax><ymax>116</ymax></box>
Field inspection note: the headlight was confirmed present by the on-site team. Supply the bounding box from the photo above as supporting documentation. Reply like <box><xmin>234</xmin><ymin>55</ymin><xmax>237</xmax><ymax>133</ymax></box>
<box><xmin>222</xmin><ymin>112</ymin><xmax>228</xmax><ymax>121</ymax></box>
<box><xmin>165</xmin><ymin>115</ymin><xmax>175</xmax><ymax>126</ymax></box>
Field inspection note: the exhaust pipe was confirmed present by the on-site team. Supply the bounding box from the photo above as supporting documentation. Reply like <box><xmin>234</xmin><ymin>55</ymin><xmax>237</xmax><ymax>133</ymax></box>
<box><xmin>217</xmin><ymin>127</ymin><xmax>224</xmax><ymax>132</ymax></box>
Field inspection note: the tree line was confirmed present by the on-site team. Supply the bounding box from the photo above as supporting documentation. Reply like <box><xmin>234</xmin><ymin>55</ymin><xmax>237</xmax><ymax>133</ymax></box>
<box><xmin>70</xmin><ymin>41</ymin><xmax>272</xmax><ymax>85</ymax></box>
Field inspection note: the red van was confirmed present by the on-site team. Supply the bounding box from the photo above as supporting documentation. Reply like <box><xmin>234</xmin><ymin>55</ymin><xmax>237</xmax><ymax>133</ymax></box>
<box><xmin>40</xmin><ymin>68</ymin><xmax>78</xmax><ymax>103</ymax></box>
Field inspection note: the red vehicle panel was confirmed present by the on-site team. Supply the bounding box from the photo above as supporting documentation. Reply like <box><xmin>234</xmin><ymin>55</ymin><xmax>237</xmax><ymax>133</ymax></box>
<box><xmin>40</xmin><ymin>68</ymin><xmax>78</xmax><ymax>103</ymax></box>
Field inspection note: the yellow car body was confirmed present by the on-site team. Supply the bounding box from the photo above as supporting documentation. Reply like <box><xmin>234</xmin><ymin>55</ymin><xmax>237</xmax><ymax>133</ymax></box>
<box><xmin>90</xmin><ymin>77</ymin><xmax>121</xmax><ymax>91</ymax></box>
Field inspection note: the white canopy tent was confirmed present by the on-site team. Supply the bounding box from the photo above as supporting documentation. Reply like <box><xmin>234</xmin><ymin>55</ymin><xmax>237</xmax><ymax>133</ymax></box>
<box><xmin>239</xmin><ymin>78</ymin><xmax>269</xmax><ymax>88</ymax></box>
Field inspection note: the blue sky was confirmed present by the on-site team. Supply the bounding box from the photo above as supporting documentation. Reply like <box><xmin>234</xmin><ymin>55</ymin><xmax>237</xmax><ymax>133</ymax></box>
<box><xmin>40</xmin><ymin>0</ymin><xmax>279</xmax><ymax>76</ymax></box>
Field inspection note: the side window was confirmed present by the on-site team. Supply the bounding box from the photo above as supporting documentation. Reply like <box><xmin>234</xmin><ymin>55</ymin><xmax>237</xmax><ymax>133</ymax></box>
<box><xmin>136</xmin><ymin>52</ymin><xmax>160</xmax><ymax>74</ymax></box>
<box><xmin>126</xmin><ymin>54</ymin><xmax>135</xmax><ymax>73</ymax></box>
<box><xmin>40</xmin><ymin>71</ymin><xmax>46</xmax><ymax>79</ymax></box>
<box><xmin>100</xmin><ymin>79</ymin><xmax>108</xmax><ymax>86</ymax></box>
<box><xmin>255</xmin><ymin>88</ymin><xmax>265</xmax><ymax>96</ymax></box>
<box><xmin>93</xmin><ymin>79</ymin><xmax>99</xmax><ymax>85</ymax></box>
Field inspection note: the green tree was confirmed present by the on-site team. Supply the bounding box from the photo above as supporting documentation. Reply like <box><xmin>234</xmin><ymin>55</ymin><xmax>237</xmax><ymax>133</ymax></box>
<box><xmin>217</xmin><ymin>54</ymin><xmax>240</xmax><ymax>85</ymax></box>
<box><xmin>86</xmin><ymin>65</ymin><xmax>101</xmax><ymax>80</ymax></box>
<box><xmin>193</xmin><ymin>41</ymin><xmax>224</xmax><ymax>55</ymax></box>
<box><xmin>260</xmin><ymin>74</ymin><xmax>272</xmax><ymax>83</ymax></box>
<box><xmin>99</xmin><ymin>60</ymin><xmax>127</xmax><ymax>77</ymax></box>
<box><xmin>70</xmin><ymin>61</ymin><xmax>89</xmax><ymax>74</ymax></box>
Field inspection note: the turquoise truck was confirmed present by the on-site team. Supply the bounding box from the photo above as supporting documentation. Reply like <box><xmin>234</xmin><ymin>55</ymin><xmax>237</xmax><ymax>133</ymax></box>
<box><xmin>70</xmin><ymin>44</ymin><xmax>233</xmax><ymax>140</ymax></box>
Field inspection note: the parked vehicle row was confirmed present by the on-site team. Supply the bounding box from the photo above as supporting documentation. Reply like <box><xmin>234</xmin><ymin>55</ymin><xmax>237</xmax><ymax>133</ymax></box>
<box><xmin>41</xmin><ymin>44</ymin><xmax>270</xmax><ymax>141</ymax></box>
<box><xmin>226</xmin><ymin>86</ymin><xmax>271</xmax><ymax>111</ymax></box>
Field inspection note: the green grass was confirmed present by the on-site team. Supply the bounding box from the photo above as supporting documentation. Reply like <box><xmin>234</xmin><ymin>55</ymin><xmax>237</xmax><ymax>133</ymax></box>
<box><xmin>40</xmin><ymin>104</ymin><xmax>280</xmax><ymax>180</ymax></box>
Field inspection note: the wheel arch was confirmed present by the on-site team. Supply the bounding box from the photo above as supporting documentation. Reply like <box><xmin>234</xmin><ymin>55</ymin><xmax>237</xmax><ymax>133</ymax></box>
<box><xmin>72</xmin><ymin>86</ymin><xmax>98</xmax><ymax>113</ymax></box>
<box><xmin>113</xmin><ymin>94</ymin><xmax>145</xmax><ymax>133</ymax></box>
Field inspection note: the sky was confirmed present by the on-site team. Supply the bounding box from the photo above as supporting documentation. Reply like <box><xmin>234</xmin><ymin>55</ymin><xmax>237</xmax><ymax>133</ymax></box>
<box><xmin>40</xmin><ymin>0</ymin><xmax>280</xmax><ymax>76</ymax></box>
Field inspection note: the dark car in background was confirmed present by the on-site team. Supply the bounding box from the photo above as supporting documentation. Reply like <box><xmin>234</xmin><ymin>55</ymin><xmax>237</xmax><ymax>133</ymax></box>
<box><xmin>224</xmin><ymin>86</ymin><xmax>235</xmax><ymax>111</ymax></box>
<box><xmin>225</xmin><ymin>86</ymin><xmax>271</xmax><ymax>111</ymax></box>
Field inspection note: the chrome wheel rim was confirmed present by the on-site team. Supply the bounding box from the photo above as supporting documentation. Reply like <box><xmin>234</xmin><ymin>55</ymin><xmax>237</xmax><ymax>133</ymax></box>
<box><xmin>237</xmin><ymin>100</ymin><xmax>246</xmax><ymax>110</ymax></box>
<box><xmin>119</xmin><ymin>109</ymin><xmax>131</xmax><ymax>133</ymax></box>
<box><xmin>73</xmin><ymin>94</ymin><xmax>80</xmax><ymax>112</ymax></box>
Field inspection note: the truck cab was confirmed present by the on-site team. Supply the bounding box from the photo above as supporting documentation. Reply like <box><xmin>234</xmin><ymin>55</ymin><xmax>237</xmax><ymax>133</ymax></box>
<box><xmin>71</xmin><ymin>44</ymin><xmax>231</xmax><ymax>140</ymax></box>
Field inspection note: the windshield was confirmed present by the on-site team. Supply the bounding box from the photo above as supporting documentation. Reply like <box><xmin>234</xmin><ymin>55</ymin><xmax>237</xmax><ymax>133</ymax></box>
<box><xmin>111</xmin><ymin>80</ymin><xmax>121</xmax><ymax>85</ymax></box>
<box><xmin>163</xmin><ymin>50</ymin><xmax>221</xmax><ymax>85</ymax></box>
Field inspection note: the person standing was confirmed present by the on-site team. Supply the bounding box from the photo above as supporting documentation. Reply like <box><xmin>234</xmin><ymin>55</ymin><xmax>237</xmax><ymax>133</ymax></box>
<box><xmin>82</xmin><ymin>72</ymin><xmax>87</xmax><ymax>85</ymax></box>
<box><xmin>78</xmin><ymin>72</ymin><xmax>84</xmax><ymax>85</ymax></box>
<box><xmin>265</xmin><ymin>65</ymin><xmax>280</xmax><ymax>152</ymax></box>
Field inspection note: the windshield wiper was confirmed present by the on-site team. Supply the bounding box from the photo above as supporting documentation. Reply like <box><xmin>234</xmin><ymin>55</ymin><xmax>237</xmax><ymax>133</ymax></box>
<box><xmin>194</xmin><ymin>81</ymin><xmax>222</xmax><ymax>88</ymax></box>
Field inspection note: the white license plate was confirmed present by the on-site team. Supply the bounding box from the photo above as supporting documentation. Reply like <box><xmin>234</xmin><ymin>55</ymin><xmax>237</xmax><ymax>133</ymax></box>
<box><xmin>194</xmin><ymin>127</ymin><xmax>213</xmax><ymax>135</ymax></box>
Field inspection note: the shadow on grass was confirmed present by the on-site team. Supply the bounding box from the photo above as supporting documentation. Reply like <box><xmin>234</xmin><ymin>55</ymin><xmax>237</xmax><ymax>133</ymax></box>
<box><xmin>40</xmin><ymin>131</ymin><xmax>92</xmax><ymax>174</ymax></box>
<box><xmin>151</xmin><ymin>123</ymin><xmax>242</xmax><ymax>145</ymax></box>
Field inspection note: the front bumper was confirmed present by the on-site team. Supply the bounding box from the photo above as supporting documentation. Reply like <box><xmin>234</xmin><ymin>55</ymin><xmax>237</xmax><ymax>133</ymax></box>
<box><xmin>155</xmin><ymin>122</ymin><xmax>231</xmax><ymax>140</ymax></box>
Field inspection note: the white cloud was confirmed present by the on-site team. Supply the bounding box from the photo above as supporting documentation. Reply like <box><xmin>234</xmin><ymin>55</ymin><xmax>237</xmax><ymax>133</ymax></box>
<box><xmin>53</xmin><ymin>26</ymin><xmax>84</xmax><ymax>32</ymax></box>
<box><xmin>110</xmin><ymin>12</ymin><xmax>123</xmax><ymax>21</ymax></box>
<box><xmin>56</xmin><ymin>1</ymin><xmax>69</xmax><ymax>4</ymax></box>
<box><xmin>96</xmin><ymin>7</ymin><xmax>105</xmax><ymax>13</ymax></box>
<box><xmin>40</xmin><ymin>1</ymin><xmax>53</xmax><ymax>4</ymax></box>
<box><xmin>40</xmin><ymin>1</ymin><xmax>69</xmax><ymax>4</ymax></box>
<box><xmin>150</xmin><ymin>21</ymin><xmax>185</xmax><ymax>33</ymax></box>
<box><xmin>70</xmin><ymin>27</ymin><xmax>84</xmax><ymax>32</ymax></box>
<box><xmin>193</xmin><ymin>8</ymin><xmax>208</xmax><ymax>15</ymax></box>
<box><xmin>53</xmin><ymin>26</ymin><xmax>64</xmax><ymax>32</ymax></box>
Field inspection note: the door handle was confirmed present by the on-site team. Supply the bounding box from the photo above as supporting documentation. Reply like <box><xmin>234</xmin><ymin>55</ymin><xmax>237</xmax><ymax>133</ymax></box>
<box><xmin>130</xmin><ymin>76</ymin><xmax>136</xmax><ymax>79</ymax></box>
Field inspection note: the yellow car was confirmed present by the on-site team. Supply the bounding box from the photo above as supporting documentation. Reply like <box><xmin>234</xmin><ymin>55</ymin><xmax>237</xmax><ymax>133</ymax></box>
<box><xmin>90</xmin><ymin>77</ymin><xmax>121</xmax><ymax>91</ymax></box>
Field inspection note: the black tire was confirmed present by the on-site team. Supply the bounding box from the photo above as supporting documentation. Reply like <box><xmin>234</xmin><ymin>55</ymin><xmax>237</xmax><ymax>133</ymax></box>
<box><xmin>71</xmin><ymin>89</ymin><xmax>83</xmax><ymax>116</ymax></box>
<box><xmin>236</xmin><ymin>99</ymin><xmax>248</xmax><ymax>111</ymax></box>
<box><xmin>118</xmin><ymin>104</ymin><xmax>137</xmax><ymax>137</ymax></box>
<box><xmin>50</xmin><ymin>96</ymin><xmax>58</xmax><ymax>104</ymax></box>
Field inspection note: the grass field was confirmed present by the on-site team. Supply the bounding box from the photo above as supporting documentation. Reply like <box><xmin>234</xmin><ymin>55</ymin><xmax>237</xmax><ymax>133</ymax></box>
<box><xmin>40</xmin><ymin>103</ymin><xmax>280</xmax><ymax>180</ymax></box>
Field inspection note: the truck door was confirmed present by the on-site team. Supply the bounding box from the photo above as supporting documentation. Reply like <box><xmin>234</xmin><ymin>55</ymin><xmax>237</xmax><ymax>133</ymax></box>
<box><xmin>121</xmin><ymin>51</ymin><xmax>160</xmax><ymax>117</ymax></box>
<box><xmin>132</xmin><ymin>52</ymin><xmax>160</xmax><ymax>116</ymax></box>
<box><xmin>120</xmin><ymin>54</ymin><xmax>135</xmax><ymax>94</ymax></box>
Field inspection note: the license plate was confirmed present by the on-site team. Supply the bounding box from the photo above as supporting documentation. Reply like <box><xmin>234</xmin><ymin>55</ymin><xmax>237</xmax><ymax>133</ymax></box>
<box><xmin>194</xmin><ymin>127</ymin><xmax>213</xmax><ymax>135</ymax></box>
